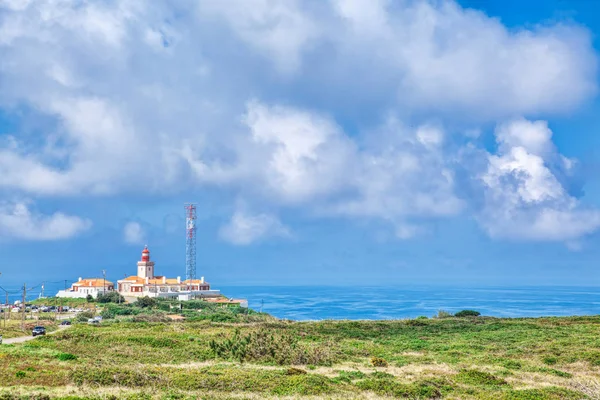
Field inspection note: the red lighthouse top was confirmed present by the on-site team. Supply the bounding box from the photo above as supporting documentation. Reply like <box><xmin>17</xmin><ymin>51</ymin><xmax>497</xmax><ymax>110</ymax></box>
<box><xmin>141</xmin><ymin>245</ymin><xmax>150</xmax><ymax>262</ymax></box>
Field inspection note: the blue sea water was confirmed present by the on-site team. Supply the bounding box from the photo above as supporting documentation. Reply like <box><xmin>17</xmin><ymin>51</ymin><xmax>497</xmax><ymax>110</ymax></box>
<box><xmin>220</xmin><ymin>286</ymin><xmax>600</xmax><ymax>321</ymax></box>
<box><xmin>5</xmin><ymin>282</ymin><xmax>600</xmax><ymax>321</ymax></box>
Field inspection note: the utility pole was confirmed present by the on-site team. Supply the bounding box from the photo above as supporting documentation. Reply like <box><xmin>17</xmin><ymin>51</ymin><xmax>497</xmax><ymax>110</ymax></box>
<box><xmin>102</xmin><ymin>270</ymin><xmax>106</xmax><ymax>295</ymax></box>
<box><xmin>21</xmin><ymin>283</ymin><xmax>26</xmax><ymax>330</ymax></box>
<box><xmin>0</xmin><ymin>284</ymin><xmax>8</xmax><ymax>328</ymax></box>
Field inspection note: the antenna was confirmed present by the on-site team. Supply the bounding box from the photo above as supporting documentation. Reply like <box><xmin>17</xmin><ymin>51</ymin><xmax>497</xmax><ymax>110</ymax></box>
<box><xmin>184</xmin><ymin>203</ymin><xmax>197</xmax><ymax>285</ymax></box>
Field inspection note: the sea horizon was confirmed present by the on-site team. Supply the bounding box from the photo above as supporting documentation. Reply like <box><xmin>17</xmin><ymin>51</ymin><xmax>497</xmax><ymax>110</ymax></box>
<box><xmin>2</xmin><ymin>281</ymin><xmax>599</xmax><ymax>321</ymax></box>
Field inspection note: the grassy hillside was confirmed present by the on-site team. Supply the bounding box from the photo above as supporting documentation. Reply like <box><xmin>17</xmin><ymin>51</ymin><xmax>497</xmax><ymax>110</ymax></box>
<box><xmin>2</xmin><ymin>315</ymin><xmax>600</xmax><ymax>399</ymax></box>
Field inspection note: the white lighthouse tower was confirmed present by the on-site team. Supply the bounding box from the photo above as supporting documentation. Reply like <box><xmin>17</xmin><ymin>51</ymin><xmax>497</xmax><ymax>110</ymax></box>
<box><xmin>137</xmin><ymin>245</ymin><xmax>155</xmax><ymax>279</ymax></box>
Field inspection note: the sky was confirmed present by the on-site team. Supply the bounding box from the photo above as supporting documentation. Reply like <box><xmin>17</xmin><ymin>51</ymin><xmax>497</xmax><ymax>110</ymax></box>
<box><xmin>1</xmin><ymin>0</ymin><xmax>600</xmax><ymax>289</ymax></box>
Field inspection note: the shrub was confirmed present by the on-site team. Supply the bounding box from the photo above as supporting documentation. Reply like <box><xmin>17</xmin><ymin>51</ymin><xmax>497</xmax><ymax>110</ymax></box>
<box><xmin>455</xmin><ymin>369</ymin><xmax>507</xmax><ymax>386</ymax></box>
<box><xmin>57</xmin><ymin>352</ymin><xmax>78</xmax><ymax>361</ymax></box>
<box><xmin>15</xmin><ymin>371</ymin><xmax>26</xmax><ymax>378</ymax></box>
<box><xmin>209</xmin><ymin>328</ymin><xmax>340</xmax><ymax>366</ymax></box>
<box><xmin>370</xmin><ymin>357</ymin><xmax>388</xmax><ymax>367</ymax></box>
<box><xmin>542</xmin><ymin>356</ymin><xmax>558</xmax><ymax>365</ymax></box>
<box><xmin>286</xmin><ymin>367</ymin><xmax>307</xmax><ymax>375</ymax></box>
<box><xmin>135</xmin><ymin>297</ymin><xmax>157</xmax><ymax>308</ymax></box>
<box><xmin>86</xmin><ymin>294</ymin><xmax>94</xmax><ymax>303</ymax></box>
<box><xmin>75</xmin><ymin>311</ymin><xmax>95</xmax><ymax>322</ymax></box>
<box><xmin>131</xmin><ymin>313</ymin><xmax>170</xmax><ymax>323</ymax></box>
<box><xmin>96</xmin><ymin>292</ymin><xmax>125</xmax><ymax>304</ymax></box>
<box><xmin>406</xmin><ymin>319</ymin><xmax>428</xmax><ymax>326</ymax></box>
<box><xmin>356</xmin><ymin>379</ymin><xmax>442</xmax><ymax>398</ymax></box>
<box><xmin>434</xmin><ymin>310</ymin><xmax>453</xmax><ymax>319</ymax></box>
<box><xmin>455</xmin><ymin>310</ymin><xmax>481</xmax><ymax>317</ymax></box>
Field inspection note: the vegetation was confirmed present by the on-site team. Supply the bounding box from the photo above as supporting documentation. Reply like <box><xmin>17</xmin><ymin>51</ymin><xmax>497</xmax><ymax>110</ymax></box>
<box><xmin>95</xmin><ymin>292</ymin><xmax>125</xmax><ymax>304</ymax></box>
<box><xmin>0</xmin><ymin>319</ymin><xmax>58</xmax><ymax>339</ymax></box>
<box><xmin>455</xmin><ymin>309</ymin><xmax>482</xmax><ymax>317</ymax></box>
<box><xmin>1</xmin><ymin>314</ymin><xmax>600</xmax><ymax>398</ymax></box>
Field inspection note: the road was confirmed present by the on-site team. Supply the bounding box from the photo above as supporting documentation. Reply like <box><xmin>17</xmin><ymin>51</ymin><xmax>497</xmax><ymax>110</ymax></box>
<box><xmin>1</xmin><ymin>325</ymin><xmax>71</xmax><ymax>345</ymax></box>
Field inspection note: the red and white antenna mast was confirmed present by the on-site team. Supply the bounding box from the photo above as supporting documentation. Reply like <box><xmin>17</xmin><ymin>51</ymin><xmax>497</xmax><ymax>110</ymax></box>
<box><xmin>184</xmin><ymin>203</ymin><xmax>197</xmax><ymax>283</ymax></box>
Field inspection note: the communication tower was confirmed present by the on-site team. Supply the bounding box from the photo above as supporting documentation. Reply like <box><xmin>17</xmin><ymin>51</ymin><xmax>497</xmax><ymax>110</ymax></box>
<box><xmin>184</xmin><ymin>203</ymin><xmax>197</xmax><ymax>283</ymax></box>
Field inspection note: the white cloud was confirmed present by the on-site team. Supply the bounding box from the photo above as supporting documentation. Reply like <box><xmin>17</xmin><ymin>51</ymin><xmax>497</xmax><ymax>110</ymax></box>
<box><xmin>198</xmin><ymin>0</ymin><xmax>319</xmax><ymax>74</ymax></box>
<box><xmin>477</xmin><ymin>119</ymin><xmax>600</xmax><ymax>242</ymax></box>
<box><xmin>0</xmin><ymin>1</ymin><xmax>597</xmax><ymax>245</ymax></box>
<box><xmin>0</xmin><ymin>201</ymin><xmax>91</xmax><ymax>240</ymax></box>
<box><xmin>242</xmin><ymin>100</ymin><xmax>356</xmax><ymax>203</ymax></box>
<box><xmin>219</xmin><ymin>210</ymin><xmax>290</xmax><ymax>245</ymax></box>
<box><xmin>123</xmin><ymin>222</ymin><xmax>145</xmax><ymax>245</ymax></box>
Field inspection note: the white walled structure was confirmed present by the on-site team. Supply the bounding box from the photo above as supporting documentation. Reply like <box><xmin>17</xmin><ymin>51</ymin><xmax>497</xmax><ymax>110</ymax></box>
<box><xmin>56</xmin><ymin>277</ymin><xmax>114</xmax><ymax>298</ymax></box>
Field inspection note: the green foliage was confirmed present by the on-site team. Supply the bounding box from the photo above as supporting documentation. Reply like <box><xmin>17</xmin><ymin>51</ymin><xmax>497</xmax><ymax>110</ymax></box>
<box><xmin>75</xmin><ymin>311</ymin><xmax>94</xmax><ymax>322</ymax></box>
<box><xmin>135</xmin><ymin>297</ymin><xmax>157</xmax><ymax>308</ymax></box>
<box><xmin>536</xmin><ymin>367</ymin><xmax>573</xmax><ymax>378</ymax></box>
<box><xmin>370</xmin><ymin>356</ymin><xmax>388</xmax><ymax>367</ymax></box>
<box><xmin>286</xmin><ymin>367</ymin><xmax>307</xmax><ymax>375</ymax></box>
<box><xmin>356</xmin><ymin>378</ymin><xmax>443</xmax><ymax>398</ymax></box>
<box><xmin>85</xmin><ymin>294</ymin><xmax>94</xmax><ymax>303</ymax></box>
<box><xmin>57</xmin><ymin>352</ymin><xmax>78</xmax><ymax>361</ymax></box>
<box><xmin>455</xmin><ymin>309</ymin><xmax>481</xmax><ymax>317</ymax></box>
<box><xmin>96</xmin><ymin>291</ymin><xmax>125</xmax><ymax>304</ymax></box>
<box><xmin>503</xmin><ymin>360</ymin><xmax>522</xmax><ymax>370</ymax></box>
<box><xmin>542</xmin><ymin>356</ymin><xmax>558</xmax><ymax>365</ymax></box>
<box><xmin>15</xmin><ymin>371</ymin><xmax>26</xmax><ymax>378</ymax></box>
<box><xmin>209</xmin><ymin>328</ymin><xmax>338</xmax><ymax>365</ymax></box>
<box><xmin>455</xmin><ymin>369</ymin><xmax>507</xmax><ymax>386</ymax></box>
<box><xmin>501</xmin><ymin>387</ymin><xmax>584</xmax><ymax>400</ymax></box>
<box><xmin>434</xmin><ymin>309</ymin><xmax>453</xmax><ymax>318</ymax></box>
<box><xmin>5</xmin><ymin>315</ymin><xmax>600</xmax><ymax>399</ymax></box>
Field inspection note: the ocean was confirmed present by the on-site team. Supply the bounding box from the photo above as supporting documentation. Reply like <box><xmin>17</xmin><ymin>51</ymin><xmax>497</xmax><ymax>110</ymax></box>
<box><xmin>5</xmin><ymin>282</ymin><xmax>600</xmax><ymax>320</ymax></box>
<box><xmin>220</xmin><ymin>285</ymin><xmax>600</xmax><ymax>321</ymax></box>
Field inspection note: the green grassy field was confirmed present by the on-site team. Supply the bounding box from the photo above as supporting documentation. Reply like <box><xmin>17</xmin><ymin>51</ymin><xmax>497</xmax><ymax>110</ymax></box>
<box><xmin>0</xmin><ymin>319</ymin><xmax>58</xmax><ymax>339</ymax></box>
<box><xmin>2</xmin><ymin>315</ymin><xmax>600</xmax><ymax>399</ymax></box>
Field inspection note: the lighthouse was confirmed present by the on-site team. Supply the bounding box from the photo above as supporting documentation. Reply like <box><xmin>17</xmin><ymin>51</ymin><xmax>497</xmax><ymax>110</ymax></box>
<box><xmin>137</xmin><ymin>245</ymin><xmax>155</xmax><ymax>279</ymax></box>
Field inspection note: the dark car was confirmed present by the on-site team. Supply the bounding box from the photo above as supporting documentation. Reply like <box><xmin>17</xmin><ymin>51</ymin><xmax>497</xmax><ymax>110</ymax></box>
<box><xmin>32</xmin><ymin>326</ymin><xmax>46</xmax><ymax>337</ymax></box>
<box><xmin>60</xmin><ymin>320</ymin><xmax>71</xmax><ymax>326</ymax></box>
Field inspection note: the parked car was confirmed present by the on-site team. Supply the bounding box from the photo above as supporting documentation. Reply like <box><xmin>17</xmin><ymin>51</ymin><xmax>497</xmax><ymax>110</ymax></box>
<box><xmin>87</xmin><ymin>319</ymin><xmax>99</xmax><ymax>325</ymax></box>
<box><xmin>32</xmin><ymin>326</ymin><xmax>46</xmax><ymax>337</ymax></box>
<box><xmin>60</xmin><ymin>320</ymin><xmax>71</xmax><ymax>326</ymax></box>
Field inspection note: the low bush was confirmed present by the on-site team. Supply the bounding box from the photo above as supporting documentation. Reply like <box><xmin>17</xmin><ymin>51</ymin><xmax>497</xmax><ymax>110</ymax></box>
<box><xmin>434</xmin><ymin>310</ymin><xmax>453</xmax><ymax>319</ymax></box>
<box><xmin>455</xmin><ymin>310</ymin><xmax>481</xmax><ymax>317</ymax></box>
<box><xmin>370</xmin><ymin>357</ymin><xmax>388</xmax><ymax>367</ymax></box>
<box><xmin>455</xmin><ymin>369</ymin><xmax>507</xmax><ymax>386</ymax></box>
<box><xmin>57</xmin><ymin>352</ymin><xmax>78</xmax><ymax>361</ymax></box>
<box><xmin>131</xmin><ymin>313</ymin><xmax>170</xmax><ymax>323</ymax></box>
<box><xmin>135</xmin><ymin>297</ymin><xmax>157</xmax><ymax>308</ymax></box>
<box><xmin>75</xmin><ymin>311</ymin><xmax>94</xmax><ymax>322</ymax></box>
<box><xmin>209</xmin><ymin>328</ymin><xmax>340</xmax><ymax>365</ymax></box>
<box><xmin>96</xmin><ymin>292</ymin><xmax>125</xmax><ymax>304</ymax></box>
<box><xmin>356</xmin><ymin>378</ymin><xmax>442</xmax><ymax>399</ymax></box>
<box><xmin>286</xmin><ymin>367</ymin><xmax>307</xmax><ymax>375</ymax></box>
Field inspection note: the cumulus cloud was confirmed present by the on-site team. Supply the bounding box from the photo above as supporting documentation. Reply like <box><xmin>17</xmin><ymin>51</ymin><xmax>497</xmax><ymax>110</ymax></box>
<box><xmin>0</xmin><ymin>201</ymin><xmax>91</xmax><ymax>240</ymax></box>
<box><xmin>242</xmin><ymin>100</ymin><xmax>356</xmax><ymax>203</ymax></box>
<box><xmin>123</xmin><ymin>222</ymin><xmax>145</xmax><ymax>245</ymax></box>
<box><xmin>0</xmin><ymin>0</ymin><xmax>598</xmax><ymax>244</ymax></box>
<box><xmin>476</xmin><ymin>119</ymin><xmax>600</xmax><ymax>242</ymax></box>
<box><xmin>219</xmin><ymin>210</ymin><xmax>290</xmax><ymax>245</ymax></box>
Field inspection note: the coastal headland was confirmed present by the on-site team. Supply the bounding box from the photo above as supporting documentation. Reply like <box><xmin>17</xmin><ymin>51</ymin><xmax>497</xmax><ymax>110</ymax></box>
<box><xmin>1</xmin><ymin>300</ymin><xmax>600</xmax><ymax>399</ymax></box>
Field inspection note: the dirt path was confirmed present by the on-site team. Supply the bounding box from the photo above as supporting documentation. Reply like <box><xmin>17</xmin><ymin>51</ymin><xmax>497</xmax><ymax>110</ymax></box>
<box><xmin>2</xmin><ymin>325</ymin><xmax>71</xmax><ymax>345</ymax></box>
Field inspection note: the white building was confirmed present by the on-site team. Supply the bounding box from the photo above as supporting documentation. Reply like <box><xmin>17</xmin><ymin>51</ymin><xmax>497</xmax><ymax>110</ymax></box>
<box><xmin>117</xmin><ymin>246</ymin><xmax>220</xmax><ymax>301</ymax></box>
<box><xmin>56</xmin><ymin>277</ymin><xmax>114</xmax><ymax>299</ymax></box>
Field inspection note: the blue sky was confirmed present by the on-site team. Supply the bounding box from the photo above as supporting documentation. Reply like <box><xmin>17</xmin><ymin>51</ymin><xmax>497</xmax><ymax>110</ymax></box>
<box><xmin>1</xmin><ymin>0</ymin><xmax>600</xmax><ymax>291</ymax></box>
